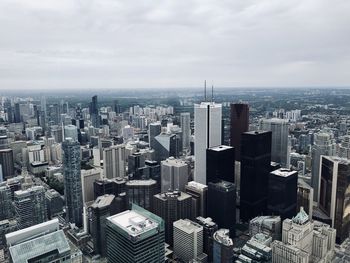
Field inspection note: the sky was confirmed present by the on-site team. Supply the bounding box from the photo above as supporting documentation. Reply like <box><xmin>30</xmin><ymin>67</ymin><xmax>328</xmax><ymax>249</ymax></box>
<box><xmin>0</xmin><ymin>0</ymin><xmax>349</xmax><ymax>90</ymax></box>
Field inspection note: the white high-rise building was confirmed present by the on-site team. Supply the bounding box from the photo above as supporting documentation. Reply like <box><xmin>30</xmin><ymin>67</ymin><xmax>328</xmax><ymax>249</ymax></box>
<box><xmin>103</xmin><ymin>145</ymin><xmax>126</xmax><ymax>179</ymax></box>
<box><xmin>173</xmin><ymin>219</ymin><xmax>207</xmax><ymax>262</ymax></box>
<box><xmin>180</xmin><ymin>112</ymin><xmax>191</xmax><ymax>150</ymax></box>
<box><xmin>161</xmin><ymin>157</ymin><xmax>189</xmax><ymax>192</ymax></box>
<box><xmin>194</xmin><ymin>102</ymin><xmax>222</xmax><ymax>185</ymax></box>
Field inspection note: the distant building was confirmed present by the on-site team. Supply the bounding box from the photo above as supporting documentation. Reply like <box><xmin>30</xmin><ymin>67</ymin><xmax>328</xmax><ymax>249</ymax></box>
<box><xmin>0</xmin><ymin>186</ymin><xmax>12</xmax><ymax>221</ymax></box>
<box><xmin>45</xmin><ymin>189</ymin><xmax>64</xmax><ymax>219</ymax></box>
<box><xmin>103</xmin><ymin>144</ymin><xmax>126</xmax><ymax>179</ymax></box>
<box><xmin>0</xmin><ymin>149</ymin><xmax>14</xmax><ymax>180</ymax></box>
<box><xmin>180</xmin><ymin>112</ymin><xmax>191</xmax><ymax>150</ymax></box>
<box><xmin>81</xmin><ymin>168</ymin><xmax>101</xmax><ymax>203</ymax></box>
<box><xmin>106</xmin><ymin>204</ymin><xmax>165</xmax><ymax>263</ymax></box>
<box><xmin>161</xmin><ymin>157</ymin><xmax>188</xmax><ymax>192</ymax></box>
<box><xmin>148</xmin><ymin>122</ymin><xmax>162</xmax><ymax>149</ymax></box>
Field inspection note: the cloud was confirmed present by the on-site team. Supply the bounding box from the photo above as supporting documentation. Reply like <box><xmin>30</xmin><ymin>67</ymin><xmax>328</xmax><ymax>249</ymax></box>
<box><xmin>0</xmin><ymin>0</ymin><xmax>349</xmax><ymax>90</ymax></box>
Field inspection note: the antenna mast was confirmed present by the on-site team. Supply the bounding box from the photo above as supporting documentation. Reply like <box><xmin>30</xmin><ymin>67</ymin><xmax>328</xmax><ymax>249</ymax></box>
<box><xmin>204</xmin><ymin>80</ymin><xmax>207</xmax><ymax>101</ymax></box>
<box><xmin>211</xmin><ymin>83</ymin><xmax>214</xmax><ymax>102</ymax></box>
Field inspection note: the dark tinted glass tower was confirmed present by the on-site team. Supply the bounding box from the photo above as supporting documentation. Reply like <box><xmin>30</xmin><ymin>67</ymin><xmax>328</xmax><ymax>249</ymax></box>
<box><xmin>62</xmin><ymin>138</ymin><xmax>83</xmax><ymax>227</ymax></box>
<box><xmin>267</xmin><ymin>168</ymin><xmax>297</xmax><ymax>220</ymax></box>
<box><xmin>0</xmin><ymin>149</ymin><xmax>14</xmax><ymax>180</ymax></box>
<box><xmin>196</xmin><ymin>217</ymin><xmax>218</xmax><ymax>262</ymax></box>
<box><xmin>206</xmin><ymin>145</ymin><xmax>235</xmax><ymax>184</ymax></box>
<box><xmin>240</xmin><ymin>131</ymin><xmax>271</xmax><ymax>222</ymax></box>
<box><xmin>207</xmin><ymin>180</ymin><xmax>236</xmax><ymax>238</ymax></box>
<box><xmin>230</xmin><ymin>103</ymin><xmax>249</xmax><ymax>161</ymax></box>
<box><xmin>90</xmin><ymin>95</ymin><xmax>100</xmax><ymax>128</ymax></box>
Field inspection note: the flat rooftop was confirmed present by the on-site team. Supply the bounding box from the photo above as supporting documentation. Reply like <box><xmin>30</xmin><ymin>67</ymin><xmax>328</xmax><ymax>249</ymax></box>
<box><xmin>173</xmin><ymin>219</ymin><xmax>202</xmax><ymax>234</ymax></box>
<box><xmin>107</xmin><ymin>210</ymin><xmax>158</xmax><ymax>237</ymax></box>
<box><xmin>208</xmin><ymin>145</ymin><xmax>233</xmax><ymax>151</ymax></box>
<box><xmin>271</xmin><ymin>168</ymin><xmax>297</xmax><ymax>177</ymax></box>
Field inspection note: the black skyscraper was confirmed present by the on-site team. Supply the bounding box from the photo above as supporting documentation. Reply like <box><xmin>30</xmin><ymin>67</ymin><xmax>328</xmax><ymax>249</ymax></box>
<box><xmin>267</xmin><ymin>168</ymin><xmax>298</xmax><ymax>220</ymax></box>
<box><xmin>206</xmin><ymin>145</ymin><xmax>235</xmax><ymax>184</ymax></box>
<box><xmin>90</xmin><ymin>95</ymin><xmax>100</xmax><ymax>128</ymax></box>
<box><xmin>207</xmin><ymin>180</ymin><xmax>236</xmax><ymax>238</ymax></box>
<box><xmin>230</xmin><ymin>103</ymin><xmax>249</xmax><ymax>161</ymax></box>
<box><xmin>240</xmin><ymin>131</ymin><xmax>272</xmax><ymax>222</ymax></box>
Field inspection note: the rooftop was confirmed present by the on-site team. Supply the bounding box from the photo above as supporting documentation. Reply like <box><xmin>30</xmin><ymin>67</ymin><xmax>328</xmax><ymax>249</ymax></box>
<box><xmin>270</xmin><ymin>168</ymin><xmax>297</xmax><ymax>177</ymax></box>
<box><xmin>174</xmin><ymin>219</ymin><xmax>203</xmax><ymax>234</ymax></box>
<box><xmin>90</xmin><ymin>194</ymin><xmax>115</xmax><ymax>209</ymax></box>
<box><xmin>208</xmin><ymin>145</ymin><xmax>233</xmax><ymax>152</ymax></box>
<box><xmin>213</xmin><ymin>229</ymin><xmax>233</xmax><ymax>246</ymax></box>
<box><xmin>107</xmin><ymin>210</ymin><xmax>159</xmax><ymax>237</ymax></box>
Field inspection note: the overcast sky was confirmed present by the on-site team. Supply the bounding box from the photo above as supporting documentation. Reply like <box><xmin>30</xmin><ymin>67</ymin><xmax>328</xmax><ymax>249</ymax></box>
<box><xmin>0</xmin><ymin>0</ymin><xmax>349</xmax><ymax>90</ymax></box>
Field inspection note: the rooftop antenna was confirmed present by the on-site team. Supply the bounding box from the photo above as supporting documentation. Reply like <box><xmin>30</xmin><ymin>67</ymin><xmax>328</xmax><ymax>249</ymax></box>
<box><xmin>211</xmin><ymin>83</ymin><xmax>214</xmax><ymax>102</ymax></box>
<box><xmin>204</xmin><ymin>80</ymin><xmax>207</xmax><ymax>101</ymax></box>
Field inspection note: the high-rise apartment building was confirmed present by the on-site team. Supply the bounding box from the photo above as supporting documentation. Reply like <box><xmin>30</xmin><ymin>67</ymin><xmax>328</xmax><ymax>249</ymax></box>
<box><xmin>106</xmin><ymin>205</ymin><xmax>165</xmax><ymax>263</ymax></box>
<box><xmin>194</xmin><ymin>102</ymin><xmax>222</xmax><ymax>185</ymax></box>
<box><xmin>103</xmin><ymin>144</ymin><xmax>126</xmax><ymax>179</ymax></box>
<box><xmin>240</xmin><ymin>131</ymin><xmax>271</xmax><ymax>222</ymax></box>
<box><xmin>62</xmin><ymin>138</ymin><xmax>83</xmax><ymax>227</ymax></box>
<box><xmin>230</xmin><ymin>103</ymin><xmax>249</xmax><ymax>161</ymax></box>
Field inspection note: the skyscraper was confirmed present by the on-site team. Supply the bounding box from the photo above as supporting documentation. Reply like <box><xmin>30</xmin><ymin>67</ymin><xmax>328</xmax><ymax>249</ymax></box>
<box><xmin>260</xmin><ymin>118</ymin><xmax>290</xmax><ymax>168</ymax></box>
<box><xmin>297</xmin><ymin>179</ymin><xmax>314</xmax><ymax>221</ymax></box>
<box><xmin>311</xmin><ymin>131</ymin><xmax>336</xmax><ymax>202</ymax></box>
<box><xmin>161</xmin><ymin>157</ymin><xmax>189</xmax><ymax>192</ymax></box>
<box><xmin>267</xmin><ymin>168</ymin><xmax>298</xmax><ymax>220</ymax></box>
<box><xmin>64</xmin><ymin>124</ymin><xmax>78</xmax><ymax>141</ymax></box>
<box><xmin>103</xmin><ymin>144</ymin><xmax>126</xmax><ymax>179</ymax></box>
<box><xmin>148</xmin><ymin>122</ymin><xmax>161</xmax><ymax>149</ymax></box>
<box><xmin>89</xmin><ymin>194</ymin><xmax>119</xmax><ymax>257</ymax></box>
<box><xmin>90</xmin><ymin>95</ymin><xmax>100</xmax><ymax>127</ymax></box>
<box><xmin>0</xmin><ymin>186</ymin><xmax>12</xmax><ymax>220</ymax></box>
<box><xmin>196</xmin><ymin>217</ymin><xmax>218</xmax><ymax>262</ymax></box>
<box><xmin>319</xmin><ymin>156</ymin><xmax>350</xmax><ymax>243</ymax></box>
<box><xmin>185</xmin><ymin>181</ymin><xmax>208</xmax><ymax>218</ymax></box>
<box><xmin>240</xmin><ymin>131</ymin><xmax>272</xmax><ymax>222</ymax></box>
<box><xmin>194</xmin><ymin>102</ymin><xmax>222</xmax><ymax>185</ymax></box>
<box><xmin>106</xmin><ymin>204</ymin><xmax>165</xmax><ymax>263</ymax></box>
<box><xmin>180</xmin><ymin>112</ymin><xmax>191</xmax><ymax>150</ymax></box>
<box><xmin>14</xmin><ymin>186</ymin><xmax>47</xmax><ymax>229</ymax></box>
<box><xmin>207</xmin><ymin>180</ymin><xmax>236</xmax><ymax>238</ymax></box>
<box><xmin>154</xmin><ymin>132</ymin><xmax>178</xmax><ymax>162</ymax></box>
<box><xmin>62</xmin><ymin>138</ymin><xmax>83</xmax><ymax>227</ymax></box>
<box><xmin>213</xmin><ymin>229</ymin><xmax>234</xmax><ymax>263</ymax></box>
<box><xmin>206</xmin><ymin>145</ymin><xmax>235</xmax><ymax>184</ymax></box>
<box><xmin>153</xmin><ymin>191</ymin><xmax>192</xmax><ymax>245</ymax></box>
<box><xmin>0</xmin><ymin>149</ymin><xmax>14</xmax><ymax>180</ymax></box>
<box><xmin>230</xmin><ymin>103</ymin><xmax>249</xmax><ymax>161</ymax></box>
<box><xmin>173</xmin><ymin>219</ymin><xmax>207</xmax><ymax>262</ymax></box>
<box><xmin>126</xmin><ymin>179</ymin><xmax>158</xmax><ymax>211</ymax></box>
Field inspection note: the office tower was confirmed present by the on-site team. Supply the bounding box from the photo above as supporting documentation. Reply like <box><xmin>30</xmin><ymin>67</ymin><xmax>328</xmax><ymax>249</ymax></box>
<box><xmin>81</xmin><ymin>168</ymin><xmax>101</xmax><ymax>203</ymax></box>
<box><xmin>62</xmin><ymin>138</ymin><xmax>83</xmax><ymax>227</ymax></box>
<box><xmin>126</xmin><ymin>179</ymin><xmax>158</xmax><ymax>211</ymax></box>
<box><xmin>194</xmin><ymin>102</ymin><xmax>222</xmax><ymax>185</ymax></box>
<box><xmin>230</xmin><ymin>103</ymin><xmax>249</xmax><ymax>161</ymax></box>
<box><xmin>237</xmin><ymin>233</ymin><xmax>272</xmax><ymax>263</ymax></box>
<box><xmin>128</xmin><ymin>152</ymin><xmax>145</xmax><ymax>178</ymax></box>
<box><xmin>14</xmin><ymin>186</ymin><xmax>47</xmax><ymax>229</ymax></box>
<box><xmin>89</xmin><ymin>194</ymin><xmax>119</xmax><ymax>257</ymax></box>
<box><xmin>0</xmin><ymin>149</ymin><xmax>14</xmax><ymax>180</ymax></box>
<box><xmin>154</xmin><ymin>132</ymin><xmax>177</xmax><ymax>162</ymax></box>
<box><xmin>90</xmin><ymin>95</ymin><xmax>100</xmax><ymax>127</ymax></box>
<box><xmin>50</xmin><ymin>125</ymin><xmax>63</xmax><ymax>143</ymax></box>
<box><xmin>6</xmin><ymin>219</ymin><xmax>81</xmax><ymax>263</ymax></box>
<box><xmin>196</xmin><ymin>217</ymin><xmax>218</xmax><ymax>262</ymax></box>
<box><xmin>145</xmin><ymin>160</ymin><xmax>161</xmax><ymax>190</ymax></box>
<box><xmin>297</xmin><ymin>179</ymin><xmax>313</xmax><ymax>221</ymax></box>
<box><xmin>311</xmin><ymin>131</ymin><xmax>336</xmax><ymax>201</ymax></box>
<box><xmin>206</xmin><ymin>145</ymin><xmax>235</xmax><ymax>183</ymax></box>
<box><xmin>93</xmin><ymin>177</ymin><xmax>126</xmax><ymax>198</ymax></box>
<box><xmin>173</xmin><ymin>219</ymin><xmax>207</xmax><ymax>262</ymax></box>
<box><xmin>319</xmin><ymin>156</ymin><xmax>350</xmax><ymax>243</ymax></box>
<box><xmin>64</xmin><ymin>124</ymin><xmax>78</xmax><ymax>141</ymax></box>
<box><xmin>106</xmin><ymin>204</ymin><xmax>165</xmax><ymax>263</ymax></box>
<box><xmin>161</xmin><ymin>157</ymin><xmax>189</xmax><ymax>192</ymax></box>
<box><xmin>0</xmin><ymin>219</ymin><xmax>17</xmax><ymax>248</ymax></box>
<box><xmin>45</xmin><ymin>189</ymin><xmax>64</xmax><ymax>219</ymax></box>
<box><xmin>212</xmin><ymin>229</ymin><xmax>234</xmax><ymax>263</ymax></box>
<box><xmin>260</xmin><ymin>118</ymin><xmax>290</xmax><ymax>168</ymax></box>
<box><xmin>249</xmin><ymin>216</ymin><xmax>282</xmax><ymax>241</ymax></box>
<box><xmin>153</xmin><ymin>191</ymin><xmax>192</xmax><ymax>244</ymax></box>
<box><xmin>207</xmin><ymin>180</ymin><xmax>236</xmax><ymax>238</ymax></box>
<box><xmin>14</xmin><ymin>103</ymin><xmax>21</xmax><ymax>123</ymax></box>
<box><xmin>339</xmin><ymin>131</ymin><xmax>350</xmax><ymax>159</ymax></box>
<box><xmin>180</xmin><ymin>112</ymin><xmax>191</xmax><ymax>150</ymax></box>
<box><xmin>149</xmin><ymin>122</ymin><xmax>161</xmax><ymax>149</ymax></box>
<box><xmin>0</xmin><ymin>186</ymin><xmax>12</xmax><ymax>220</ymax></box>
<box><xmin>240</xmin><ymin>131</ymin><xmax>272</xmax><ymax>222</ymax></box>
<box><xmin>271</xmin><ymin>207</ymin><xmax>336</xmax><ymax>263</ymax></box>
<box><xmin>185</xmin><ymin>181</ymin><xmax>208</xmax><ymax>218</ymax></box>
<box><xmin>103</xmin><ymin>145</ymin><xmax>126</xmax><ymax>179</ymax></box>
<box><xmin>268</xmin><ymin>168</ymin><xmax>298</xmax><ymax>220</ymax></box>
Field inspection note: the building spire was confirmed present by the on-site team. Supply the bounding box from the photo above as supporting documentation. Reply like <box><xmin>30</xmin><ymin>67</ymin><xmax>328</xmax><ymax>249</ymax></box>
<box><xmin>204</xmin><ymin>80</ymin><xmax>207</xmax><ymax>101</ymax></box>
